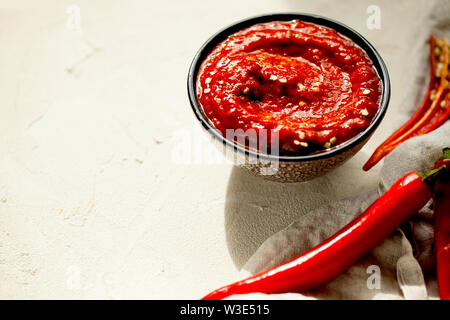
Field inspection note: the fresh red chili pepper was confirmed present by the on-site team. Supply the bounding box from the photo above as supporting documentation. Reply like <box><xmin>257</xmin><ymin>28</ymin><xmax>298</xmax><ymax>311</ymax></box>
<box><xmin>363</xmin><ymin>35</ymin><xmax>449</xmax><ymax>171</ymax></box>
<box><xmin>433</xmin><ymin>148</ymin><xmax>450</xmax><ymax>300</ymax></box>
<box><xmin>202</xmin><ymin>171</ymin><xmax>434</xmax><ymax>300</ymax></box>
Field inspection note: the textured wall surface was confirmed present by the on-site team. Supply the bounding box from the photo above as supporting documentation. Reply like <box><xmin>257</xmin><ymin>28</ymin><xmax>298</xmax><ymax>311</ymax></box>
<box><xmin>0</xmin><ymin>0</ymin><xmax>425</xmax><ymax>299</ymax></box>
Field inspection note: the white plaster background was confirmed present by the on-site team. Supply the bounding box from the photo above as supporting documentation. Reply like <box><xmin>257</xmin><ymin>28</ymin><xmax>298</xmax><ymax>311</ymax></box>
<box><xmin>0</xmin><ymin>0</ymin><xmax>426</xmax><ymax>299</ymax></box>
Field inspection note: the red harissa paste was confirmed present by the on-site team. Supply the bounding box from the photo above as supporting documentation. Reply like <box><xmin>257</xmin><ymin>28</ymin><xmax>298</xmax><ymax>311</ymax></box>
<box><xmin>196</xmin><ymin>20</ymin><xmax>382</xmax><ymax>155</ymax></box>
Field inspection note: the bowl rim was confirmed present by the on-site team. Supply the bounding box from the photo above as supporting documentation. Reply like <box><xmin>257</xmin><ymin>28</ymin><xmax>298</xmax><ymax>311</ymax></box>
<box><xmin>187</xmin><ymin>13</ymin><xmax>391</xmax><ymax>162</ymax></box>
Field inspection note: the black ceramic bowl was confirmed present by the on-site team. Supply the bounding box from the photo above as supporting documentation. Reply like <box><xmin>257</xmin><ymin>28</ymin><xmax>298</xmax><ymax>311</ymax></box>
<box><xmin>187</xmin><ymin>13</ymin><xmax>390</xmax><ymax>182</ymax></box>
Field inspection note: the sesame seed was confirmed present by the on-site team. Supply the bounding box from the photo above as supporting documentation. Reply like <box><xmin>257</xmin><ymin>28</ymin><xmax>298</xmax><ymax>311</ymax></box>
<box><xmin>218</xmin><ymin>80</ymin><xmax>224</xmax><ymax>85</ymax></box>
<box><xmin>298</xmin><ymin>83</ymin><xmax>306</xmax><ymax>90</ymax></box>
<box><xmin>436</xmin><ymin>63</ymin><xmax>443</xmax><ymax>77</ymax></box>
<box><xmin>434</xmin><ymin>47</ymin><xmax>441</xmax><ymax>56</ymax></box>
<box><xmin>204</xmin><ymin>88</ymin><xmax>210</xmax><ymax>94</ymax></box>
<box><xmin>298</xmin><ymin>131</ymin><xmax>305</xmax><ymax>139</ymax></box>
<box><xmin>361</xmin><ymin>109</ymin><xmax>369</xmax><ymax>116</ymax></box>
<box><xmin>279</xmin><ymin>78</ymin><xmax>287</xmax><ymax>83</ymax></box>
<box><xmin>298</xmin><ymin>101</ymin><xmax>306</xmax><ymax>107</ymax></box>
<box><xmin>243</xmin><ymin>87</ymin><xmax>250</xmax><ymax>94</ymax></box>
<box><xmin>441</xmin><ymin>100</ymin><xmax>447</xmax><ymax>108</ymax></box>
<box><xmin>299</xmin><ymin>141</ymin><xmax>308</xmax><ymax>147</ymax></box>
<box><xmin>323</xmin><ymin>142</ymin><xmax>331</xmax><ymax>149</ymax></box>
<box><xmin>312</xmin><ymin>87</ymin><xmax>320</xmax><ymax>92</ymax></box>
<box><xmin>205</xmin><ymin>77</ymin><xmax>211</xmax><ymax>84</ymax></box>
<box><xmin>430</xmin><ymin>90</ymin><xmax>436</xmax><ymax>101</ymax></box>
<box><xmin>270</xmin><ymin>75</ymin><xmax>278</xmax><ymax>81</ymax></box>
<box><xmin>329</xmin><ymin>137</ymin><xmax>337</xmax><ymax>144</ymax></box>
<box><xmin>294</xmin><ymin>140</ymin><xmax>308</xmax><ymax>147</ymax></box>
<box><xmin>362</xmin><ymin>89</ymin><xmax>371</xmax><ymax>95</ymax></box>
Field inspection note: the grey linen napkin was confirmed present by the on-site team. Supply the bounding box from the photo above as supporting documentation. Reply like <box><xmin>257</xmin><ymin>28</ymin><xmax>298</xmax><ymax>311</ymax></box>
<box><xmin>229</xmin><ymin>0</ymin><xmax>450</xmax><ymax>300</ymax></box>
<box><xmin>233</xmin><ymin>123</ymin><xmax>449</xmax><ymax>300</ymax></box>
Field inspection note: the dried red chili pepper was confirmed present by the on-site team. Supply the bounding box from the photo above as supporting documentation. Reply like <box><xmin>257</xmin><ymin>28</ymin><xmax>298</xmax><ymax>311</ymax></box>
<box><xmin>363</xmin><ymin>35</ymin><xmax>449</xmax><ymax>171</ymax></box>
<box><xmin>433</xmin><ymin>148</ymin><xmax>450</xmax><ymax>300</ymax></box>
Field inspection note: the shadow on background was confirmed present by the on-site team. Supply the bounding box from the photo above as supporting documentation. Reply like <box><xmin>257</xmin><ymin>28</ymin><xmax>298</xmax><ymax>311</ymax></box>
<box><xmin>224</xmin><ymin>151</ymin><xmax>379</xmax><ymax>269</ymax></box>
